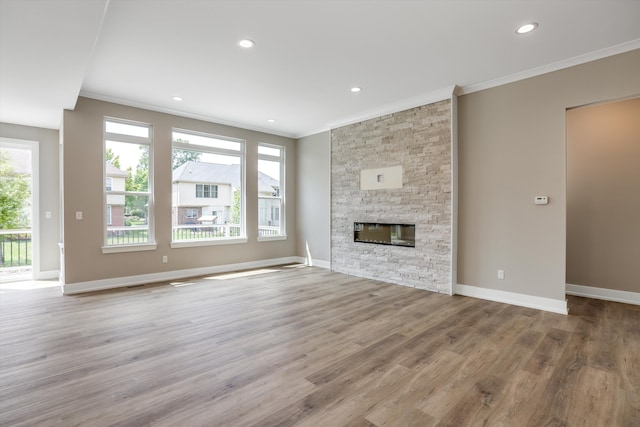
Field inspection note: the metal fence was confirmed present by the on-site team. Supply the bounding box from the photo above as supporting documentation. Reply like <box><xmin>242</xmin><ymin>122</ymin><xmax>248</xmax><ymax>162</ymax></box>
<box><xmin>107</xmin><ymin>226</ymin><xmax>149</xmax><ymax>245</ymax></box>
<box><xmin>0</xmin><ymin>229</ymin><xmax>32</xmax><ymax>268</ymax></box>
<box><xmin>172</xmin><ymin>224</ymin><xmax>241</xmax><ymax>241</ymax></box>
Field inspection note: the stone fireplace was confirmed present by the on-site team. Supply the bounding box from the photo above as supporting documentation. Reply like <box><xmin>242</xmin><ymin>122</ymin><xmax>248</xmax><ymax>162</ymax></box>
<box><xmin>331</xmin><ymin>98</ymin><xmax>455</xmax><ymax>294</ymax></box>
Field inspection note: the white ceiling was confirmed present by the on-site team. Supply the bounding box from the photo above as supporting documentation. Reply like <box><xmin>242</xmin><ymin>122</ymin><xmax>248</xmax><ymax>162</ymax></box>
<box><xmin>2</xmin><ymin>0</ymin><xmax>640</xmax><ymax>138</ymax></box>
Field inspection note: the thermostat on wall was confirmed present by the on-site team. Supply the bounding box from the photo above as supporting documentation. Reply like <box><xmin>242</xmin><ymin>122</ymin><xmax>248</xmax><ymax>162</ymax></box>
<box><xmin>534</xmin><ymin>196</ymin><xmax>549</xmax><ymax>205</ymax></box>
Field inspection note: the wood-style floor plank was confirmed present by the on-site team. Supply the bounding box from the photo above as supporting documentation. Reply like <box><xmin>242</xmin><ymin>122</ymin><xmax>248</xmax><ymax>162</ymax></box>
<box><xmin>1</xmin><ymin>265</ymin><xmax>638</xmax><ymax>426</ymax></box>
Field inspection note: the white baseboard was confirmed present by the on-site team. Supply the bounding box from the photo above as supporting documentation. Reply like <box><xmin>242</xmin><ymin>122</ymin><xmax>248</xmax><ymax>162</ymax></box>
<box><xmin>455</xmin><ymin>283</ymin><xmax>568</xmax><ymax>315</ymax></box>
<box><xmin>62</xmin><ymin>257</ymin><xmax>301</xmax><ymax>295</ymax></box>
<box><xmin>566</xmin><ymin>283</ymin><xmax>640</xmax><ymax>306</ymax></box>
<box><xmin>295</xmin><ymin>256</ymin><xmax>330</xmax><ymax>269</ymax></box>
<box><xmin>35</xmin><ymin>270</ymin><xmax>60</xmax><ymax>281</ymax></box>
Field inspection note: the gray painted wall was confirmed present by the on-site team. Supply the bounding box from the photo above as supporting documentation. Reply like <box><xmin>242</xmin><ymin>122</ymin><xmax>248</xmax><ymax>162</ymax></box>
<box><xmin>62</xmin><ymin>97</ymin><xmax>296</xmax><ymax>284</ymax></box>
<box><xmin>296</xmin><ymin>131</ymin><xmax>331</xmax><ymax>265</ymax></box>
<box><xmin>458</xmin><ymin>49</ymin><xmax>640</xmax><ymax>301</ymax></box>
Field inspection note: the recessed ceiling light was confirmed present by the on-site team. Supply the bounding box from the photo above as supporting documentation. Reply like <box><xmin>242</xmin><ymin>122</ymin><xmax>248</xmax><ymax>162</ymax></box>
<box><xmin>350</xmin><ymin>87</ymin><xmax>362</xmax><ymax>93</ymax></box>
<box><xmin>267</xmin><ymin>119</ymin><xmax>276</xmax><ymax>123</ymax></box>
<box><xmin>238</xmin><ymin>39</ymin><xmax>255</xmax><ymax>48</ymax></box>
<box><xmin>516</xmin><ymin>22</ymin><xmax>538</xmax><ymax>34</ymax></box>
<box><xmin>172</xmin><ymin>96</ymin><xmax>183</xmax><ymax>101</ymax></box>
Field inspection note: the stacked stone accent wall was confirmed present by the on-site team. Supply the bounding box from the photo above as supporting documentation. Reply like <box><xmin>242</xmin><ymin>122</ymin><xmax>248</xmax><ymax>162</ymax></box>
<box><xmin>331</xmin><ymin>99</ymin><xmax>452</xmax><ymax>293</ymax></box>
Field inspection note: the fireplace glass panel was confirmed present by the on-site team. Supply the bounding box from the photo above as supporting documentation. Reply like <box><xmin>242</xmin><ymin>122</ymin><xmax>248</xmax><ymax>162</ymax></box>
<box><xmin>354</xmin><ymin>222</ymin><xmax>415</xmax><ymax>247</ymax></box>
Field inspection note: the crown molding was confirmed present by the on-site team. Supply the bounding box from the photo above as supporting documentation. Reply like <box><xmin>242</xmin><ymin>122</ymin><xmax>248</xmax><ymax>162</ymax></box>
<box><xmin>459</xmin><ymin>39</ymin><xmax>640</xmax><ymax>95</ymax></box>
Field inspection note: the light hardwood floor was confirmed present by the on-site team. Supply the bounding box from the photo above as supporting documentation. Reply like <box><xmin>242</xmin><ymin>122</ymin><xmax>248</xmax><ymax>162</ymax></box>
<box><xmin>1</xmin><ymin>265</ymin><xmax>638</xmax><ymax>426</ymax></box>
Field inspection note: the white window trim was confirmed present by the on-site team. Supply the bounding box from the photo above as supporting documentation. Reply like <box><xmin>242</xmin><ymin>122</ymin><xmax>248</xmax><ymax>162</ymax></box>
<box><xmin>258</xmin><ymin>143</ymin><xmax>286</xmax><ymax>241</ymax></box>
<box><xmin>170</xmin><ymin>237</ymin><xmax>248</xmax><ymax>248</ymax></box>
<box><xmin>103</xmin><ymin>117</ymin><xmax>155</xmax><ymax>252</ymax></box>
<box><xmin>102</xmin><ymin>243</ymin><xmax>157</xmax><ymax>254</ymax></box>
<box><xmin>257</xmin><ymin>235</ymin><xmax>287</xmax><ymax>242</ymax></box>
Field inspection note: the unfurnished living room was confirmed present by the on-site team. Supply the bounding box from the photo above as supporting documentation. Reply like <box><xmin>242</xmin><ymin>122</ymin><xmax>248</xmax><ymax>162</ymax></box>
<box><xmin>0</xmin><ymin>1</ymin><xmax>639</xmax><ymax>426</ymax></box>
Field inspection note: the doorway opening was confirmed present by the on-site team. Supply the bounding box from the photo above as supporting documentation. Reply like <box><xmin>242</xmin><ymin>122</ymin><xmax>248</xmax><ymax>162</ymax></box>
<box><xmin>0</xmin><ymin>138</ymin><xmax>39</xmax><ymax>283</ymax></box>
<box><xmin>566</xmin><ymin>97</ymin><xmax>640</xmax><ymax>302</ymax></box>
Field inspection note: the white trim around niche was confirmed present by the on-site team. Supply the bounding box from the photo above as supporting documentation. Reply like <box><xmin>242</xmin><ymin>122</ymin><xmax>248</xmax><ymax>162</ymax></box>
<box><xmin>566</xmin><ymin>283</ymin><xmax>640</xmax><ymax>306</ymax></box>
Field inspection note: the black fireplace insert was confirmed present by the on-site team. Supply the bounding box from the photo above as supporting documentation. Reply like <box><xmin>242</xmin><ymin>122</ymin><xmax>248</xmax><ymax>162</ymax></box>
<box><xmin>354</xmin><ymin>222</ymin><xmax>415</xmax><ymax>247</ymax></box>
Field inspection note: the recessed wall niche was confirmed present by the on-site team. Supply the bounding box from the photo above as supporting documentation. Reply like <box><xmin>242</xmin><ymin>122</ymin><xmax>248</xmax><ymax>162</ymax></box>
<box><xmin>331</xmin><ymin>99</ymin><xmax>454</xmax><ymax>293</ymax></box>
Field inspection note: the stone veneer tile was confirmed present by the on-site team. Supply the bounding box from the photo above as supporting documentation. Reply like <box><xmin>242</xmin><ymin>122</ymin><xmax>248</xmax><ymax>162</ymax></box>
<box><xmin>331</xmin><ymin>99</ymin><xmax>452</xmax><ymax>293</ymax></box>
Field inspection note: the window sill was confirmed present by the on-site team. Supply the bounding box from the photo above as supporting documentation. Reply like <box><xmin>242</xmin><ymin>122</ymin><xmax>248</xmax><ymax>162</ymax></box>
<box><xmin>102</xmin><ymin>243</ymin><xmax>157</xmax><ymax>254</ymax></box>
<box><xmin>170</xmin><ymin>237</ymin><xmax>248</xmax><ymax>248</ymax></box>
<box><xmin>257</xmin><ymin>235</ymin><xmax>287</xmax><ymax>242</ymax></box>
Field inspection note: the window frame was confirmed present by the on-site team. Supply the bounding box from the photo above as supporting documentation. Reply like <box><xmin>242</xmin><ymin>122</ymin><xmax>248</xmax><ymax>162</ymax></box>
<box><xmin>102</xmin><ymin>117</ymin><xmax>156</xmax><ymax>254</ymax></box>
<box><xmin>186</xmin><ymin>208</ymin><xmax>199</xmax><ymax>219</ymax></box>
<box><xmin>195</xmin><ymin>184</ymin><xmax>219</xmax><ymax>199</ymax></box>
<box><xmin>257</xmin><ymin>143</ymin><xmax>286</xmax><ymax>241</ymax></box>
<box><xmin>171</xmin><ymin>128</ymin><xmax>246</xmax><ymax>248</ymax></box>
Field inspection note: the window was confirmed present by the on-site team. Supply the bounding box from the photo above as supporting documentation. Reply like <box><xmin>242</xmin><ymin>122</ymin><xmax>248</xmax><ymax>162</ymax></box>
<box><xmin>195</xmin><ymin>184</ymin><xmax>218</xmax><ymax>198</ymax></box>
<box><xmin>186</xmin><ymin>208</ymin><xmax>199</xmax><ymax>219</ymax></box>
<box><xmin>171</xmin><ymin>129</ymin><xmax>245</xmax><ymax>246</ymax></box>
<box><xmin>258</xmin><ymin>143</ymin><xmax>285</xmax><ymax>240</ymax></box>
<box><xmin>103</xmin><ymin>118</ymin><xmax>155</xmax><ymax>252</ymax></box>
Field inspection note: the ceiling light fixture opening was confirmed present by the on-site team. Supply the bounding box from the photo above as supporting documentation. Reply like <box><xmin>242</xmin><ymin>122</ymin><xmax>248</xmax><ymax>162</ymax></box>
<box><xmin>516</xmin><ymin>22</ymin><xmax>538</xmax><ymax>34</ymax></box>
<box><xmin>238</xmin><ymin>39</ymin><xmax>255</xmax><ymax>48</ymax></box>
<box><xmin>350</xmin><ymin>87</ymin><xmax>362</xmax><ymax>93</ymax></box>
<box><xmin>172</xmin><ymin>96</ymin><xmax>183</xmax><ymax>101</ymax></box>
<box><xmin>267</xmin><ymin>119</ymin><xmax>276</xmax><ymax>123</ymax></box>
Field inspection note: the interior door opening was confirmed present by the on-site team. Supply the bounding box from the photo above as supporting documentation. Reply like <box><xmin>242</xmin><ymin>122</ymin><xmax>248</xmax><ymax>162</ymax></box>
<box><xmin>566</xmin><ymin>97</ymin><xmax>640</xmax><ymax>298</ymax></box>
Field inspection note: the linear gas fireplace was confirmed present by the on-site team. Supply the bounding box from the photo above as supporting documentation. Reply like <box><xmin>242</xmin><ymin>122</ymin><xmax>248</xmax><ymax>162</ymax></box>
<box><xmin>354</xmin><ymin>222</ymin><xmax>415</xmax><ymax>247</ymax></box>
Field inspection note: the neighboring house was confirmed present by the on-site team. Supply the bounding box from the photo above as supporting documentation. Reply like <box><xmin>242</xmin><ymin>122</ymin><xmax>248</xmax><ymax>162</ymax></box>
<box><xmin>257</xmin><ymin>170</ymin><xmax>281</xmax><ymax>228</ymax></box>
<box><xmin>172</xmin><ymin>161</ymin><xmax>279</xmax><ymax>226</ymax></box>
<box><xmin>105</xmin><ymin>161</ymin><xmax>127</xmax><ymax>226</ymax></box>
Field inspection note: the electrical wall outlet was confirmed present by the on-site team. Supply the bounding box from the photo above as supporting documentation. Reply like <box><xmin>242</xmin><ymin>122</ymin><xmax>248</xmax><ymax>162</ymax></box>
<box><xmin>497</xmin><ymin>269</ymin><xmax>505</xmax><ymax>280</ymax></box>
